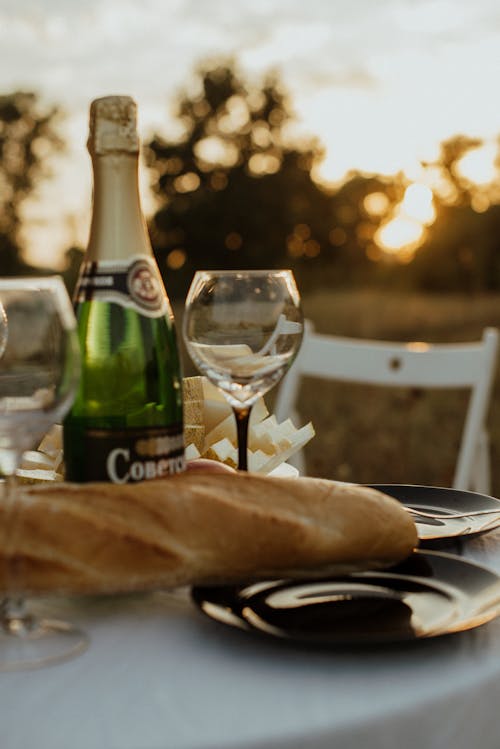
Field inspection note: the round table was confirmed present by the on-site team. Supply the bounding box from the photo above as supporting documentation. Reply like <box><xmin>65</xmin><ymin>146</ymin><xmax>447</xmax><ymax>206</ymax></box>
<box><xmin>2</xmin><ymin>531</ymin><xmax>500</xmax><ymax>749</ymax></box>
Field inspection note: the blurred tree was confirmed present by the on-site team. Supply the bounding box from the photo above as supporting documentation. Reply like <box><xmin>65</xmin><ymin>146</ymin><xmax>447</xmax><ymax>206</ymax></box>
<box><xmin>328</xmin><ymin>173</ymin><xmax>405</xmax><ymax>279</ymax></box>
<box><xmin>422</xmin><ymin>135</ymin><xmax>483</xmax><ymax>207</ymax></box>
<box><xmin>409</xmin><ymin>136</ymin><xmax>500</xmax><ymax>291</ymax></box>
<box><xmin>0</xmin><ymin>91</ymin><xmax>63</xmax><ymax>276</ymax></box>
<box><xmin>61</xmin><ymin>246</ymin><xmax>85</xmax><ymax>296</ymax></box>
<box><xmin>146</xmin><ymin>67</ymin><xmax>500</xmax><ymax>296</ymax></box>
<box><xmin>145</xmin><ymin>61</ymin><xmax>337</xmax><ymax>298</ymax></box>
<box><xmin>410</xmin><ymin>202</ymin><xmax>500</xmax><ymax>291</ymax></box>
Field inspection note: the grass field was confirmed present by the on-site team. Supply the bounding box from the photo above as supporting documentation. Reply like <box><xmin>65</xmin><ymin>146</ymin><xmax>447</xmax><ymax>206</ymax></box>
<box><xmin>177</xmin><ymin>289</ymin><xmax>500</xmax><ymax>498</ymax></box>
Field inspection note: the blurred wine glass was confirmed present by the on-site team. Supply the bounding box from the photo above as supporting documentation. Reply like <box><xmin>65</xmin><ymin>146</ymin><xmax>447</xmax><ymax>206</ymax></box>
<box><xmin>0</xmin><ymin>276</ymin><xmax>86</xmax><ymax>670</ymax></box>
<box><xmin>183</xmin><ymin>270</ymin><xmax>303</xmax><ymax>471</ymax></box>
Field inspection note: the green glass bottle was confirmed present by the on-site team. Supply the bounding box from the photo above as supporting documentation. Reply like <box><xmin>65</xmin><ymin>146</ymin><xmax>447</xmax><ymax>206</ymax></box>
<box><xmin>63</xmin><ymin>95</ymin><xmax>185</xmax><ymax>483</ymax></box>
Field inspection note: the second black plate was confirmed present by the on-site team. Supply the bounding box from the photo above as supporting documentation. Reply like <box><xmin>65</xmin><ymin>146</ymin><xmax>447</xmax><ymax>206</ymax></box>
<box><xmin>369</xmin><ymin>484</ymin><xmax>500</xmax><ymax>542</ymax></box>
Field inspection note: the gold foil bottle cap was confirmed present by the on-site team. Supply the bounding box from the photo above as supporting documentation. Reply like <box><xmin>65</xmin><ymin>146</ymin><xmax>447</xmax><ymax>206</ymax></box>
<box><xmin>88</xmin><ymin>95</ymin><xmax>139</xmax><ymax>155</ymax></box>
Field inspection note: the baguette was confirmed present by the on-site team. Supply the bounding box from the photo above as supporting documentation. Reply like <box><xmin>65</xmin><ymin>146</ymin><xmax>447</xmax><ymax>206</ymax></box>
<box><xmin>1</xmin><ymin>474</ymin><xmax>417</xmax><ymax>595</ymax></box>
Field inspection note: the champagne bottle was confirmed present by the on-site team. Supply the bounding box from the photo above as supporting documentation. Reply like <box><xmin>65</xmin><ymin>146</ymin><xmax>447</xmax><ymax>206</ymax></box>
<box><xmin>63</xmin><ymin>95</ymin><xmax>185</xmax><ymax>483</ymax></box>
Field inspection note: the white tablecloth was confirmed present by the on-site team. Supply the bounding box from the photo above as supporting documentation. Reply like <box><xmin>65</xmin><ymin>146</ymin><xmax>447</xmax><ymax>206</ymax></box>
<box><xmin>2</xmin><ymin>531</ymin><xmax>500</xmax><ymax>749</ymax></box>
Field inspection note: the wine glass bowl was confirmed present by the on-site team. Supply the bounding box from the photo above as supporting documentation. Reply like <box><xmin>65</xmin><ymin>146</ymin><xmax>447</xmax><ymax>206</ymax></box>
<box><xmin>183</xmin><ymin>270</ymin><xmax>303</xmax><ymax>470</ymax></box>
<box><xmin>0</xmin><ymin>279</ymin><xmax>80</xmax><ymax>475</ymax></box>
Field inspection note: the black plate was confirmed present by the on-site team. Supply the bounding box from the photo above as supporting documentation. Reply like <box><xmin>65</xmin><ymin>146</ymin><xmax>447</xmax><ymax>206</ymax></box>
<box><xmin>192</xmin><ymin>551</ymin><xmax>500</xmax><ymax>645</ymax></box>
<box><xmin>369</xmin><ymin>484</ymin><xmax>500</xmax><ymax>542</ymax></box>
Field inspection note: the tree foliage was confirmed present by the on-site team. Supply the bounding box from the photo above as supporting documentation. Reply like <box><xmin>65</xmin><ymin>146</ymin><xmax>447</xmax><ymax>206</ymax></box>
<box><xmin>408</xmin><ymin>136</ymin><xmax>500</xmax><ymax>291</ymax></box>
<box><xmin>145</xmin><ymin>62</ymin><xmax>339</xmax><ymax>298</ymax></box>
<box><xmin>145</xmin><ymin>62</ymin><xmax>500</xmax><ymax>297</ymax></box>
<box><xmin>2</xmin><ymin>75</ymin><xmax>499</xmax><ymax>298</ymax></box>
<box><xmin>0</xmin><ymin>91</ymin><xmax>63</xmax><ymax>275</ymax></box>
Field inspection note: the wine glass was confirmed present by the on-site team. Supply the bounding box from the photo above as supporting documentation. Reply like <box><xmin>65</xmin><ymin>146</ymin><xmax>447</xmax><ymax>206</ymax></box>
<box><xmin>183</xmin><ymin>270</ymin><xmax>303</xmax><ymax>471</ymax></box>
<box><xmin>0</xmin><ymin>276</ymin><xmax>87</xmax><ymax>671</ymax></box>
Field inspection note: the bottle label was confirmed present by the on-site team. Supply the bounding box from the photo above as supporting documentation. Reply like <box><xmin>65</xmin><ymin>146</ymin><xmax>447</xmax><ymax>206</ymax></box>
<box><xmin>75</xmin><ymin>257</ymin><xmax>169</xmax><ymax>318</ymax></box>
<box><xmin>71</xmin><ymin>425</ymin><xmax>185</xmax><ymax>484</ymax></box>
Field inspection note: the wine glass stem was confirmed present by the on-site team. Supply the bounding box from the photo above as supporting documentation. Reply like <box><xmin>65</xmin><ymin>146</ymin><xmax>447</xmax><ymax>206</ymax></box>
<box><xmin>1</xmin><ymin>598</ymin><xmax>33</xmax><ymax>636</ymax></box>
<box><xmin>234</xmin><ymin>405</ymin><xmax>252</xmax><ymax>471</ymax></box>
<box><xmin>1</xmin><ymin>468</ymin><xmax>27</xmax><ymax>631</ymax></box>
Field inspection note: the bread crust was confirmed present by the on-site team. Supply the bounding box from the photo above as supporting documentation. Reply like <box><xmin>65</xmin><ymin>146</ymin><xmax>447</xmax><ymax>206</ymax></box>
<box><xmin>1</xmin><ymin>474</ymin><xmax>418</xmax><ymax>595</ymax></box>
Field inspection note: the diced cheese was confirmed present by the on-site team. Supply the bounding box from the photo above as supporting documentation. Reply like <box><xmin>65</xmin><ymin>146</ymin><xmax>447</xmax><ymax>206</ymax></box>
<box><xmin>38</xmin><ymin>424</ymin><xmax>62</xmax><ymax>457</ymax></box>
<box><xmin>184</xmin><ymin>425</ymin><xmax>205</xmax><ymax>452</ymax></box>
<box><xmin>184</xmin><ymin>375</ymin><xmax>270</xmax><ymax>435</ymax></box>
<box><xmin>16</xmin><ymin>468</ymin><xmax>63</xmax><ymax>484</ymax></box>
<box><xmin>250</xmin><ymin>397</ymin><xmax>269</xmax><ymax>425</ymax></box>
<box><xmin>204</xmin><ymin>413</ymin><xmax>235</xmax><ymax>448</ymax></box>
<box><xmin>202</xmin><ymin>399</ymin><xmax>232</xmax><ymax>432</ymax></box>
<box><xmin>182</xmin><ymin>376</ymin><xmax>204</xmax><ymax>402</ymax></box>
<box><xmin>248</xmin><ymin>449</ymin><xmax>271</xmax><ymax>473</ymax></box>
<box><xmin>20</xmin><ymin>450</ymin><xmax>55</xmax><ymax>471</ymax></box>
<box><xmin>185</xmin><ymin>443</ymin><xmax>201</xmax><ymax>460</ymax></box>
<box><xmin>203</xmin><ymin>437</ymin><xmax>238</xmax><ymax>468</ymax></box>
<box><xmin>255</xmin><ymin>422</ymin><xmax>315</xmax><ymax>475</ymax></box>
<box><xmin>182</xmin><ymin>376</ymin><xmax>226</xmax><ymax>403</ymax></box>
<box><xmin>250</xmin><ymin>415</ymin><xmax>278</xmax><ymax>437</ymax></box>
<box><xmin>203</xmin><ymin>398</ymin><xmax>270</xmax><ymax>449</ymax></box>
<box><xmin>183</xmin><ymin>399</ymin><xmax>205</xmax><ymax>425</ymax></box>
<box><xmin>249</xmin><ymin>417</ymin><xmax>296</xmax><ymax>455</ymax></box>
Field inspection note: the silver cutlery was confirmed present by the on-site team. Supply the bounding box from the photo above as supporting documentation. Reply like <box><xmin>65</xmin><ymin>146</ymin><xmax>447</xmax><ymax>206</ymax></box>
<box><xmin>408</xmin><ymin>506</ymin><xmax>500</xmax><ymax>520</ymax></box>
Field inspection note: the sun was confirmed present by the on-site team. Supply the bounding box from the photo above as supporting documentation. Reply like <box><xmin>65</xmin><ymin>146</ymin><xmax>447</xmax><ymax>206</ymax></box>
<box><xmin>375</xmin><ymin>183</ymin><xmax>435</xmax><ymax>258</ymax></box>
<box><xmin>401</xmin><ymin>184</ymin><xmax>435</xmax><ymax>225</ymax></box>
<box><xmin>376</xmin><ymin>217</ymin><xmax>425</xmax><ymax>256</ymax></box>
<box><xmin>455</xmin><ymin>143</ymin><xmax>498</xmax><ymax>185</ymax></box>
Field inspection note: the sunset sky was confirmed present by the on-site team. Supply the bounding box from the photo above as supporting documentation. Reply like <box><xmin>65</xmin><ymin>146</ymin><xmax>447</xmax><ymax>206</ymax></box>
<box><xmin>1</xmin><ymin>0</ymin><xmax>500</xmax><ymax>267</ymax></box>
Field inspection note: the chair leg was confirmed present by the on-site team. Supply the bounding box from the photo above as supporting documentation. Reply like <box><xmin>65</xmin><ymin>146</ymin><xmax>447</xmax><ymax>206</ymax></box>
<box><xmin>471</xmin><ymin>430</ymin><xmax>491</xmax><ymax>495</ymax></box>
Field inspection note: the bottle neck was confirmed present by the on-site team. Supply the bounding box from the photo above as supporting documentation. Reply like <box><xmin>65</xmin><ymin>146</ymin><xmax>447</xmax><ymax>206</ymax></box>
<box><xmin>86</xmin><ymin>153</ymin><xmax>152</xmax><ymax>262</ymax></box>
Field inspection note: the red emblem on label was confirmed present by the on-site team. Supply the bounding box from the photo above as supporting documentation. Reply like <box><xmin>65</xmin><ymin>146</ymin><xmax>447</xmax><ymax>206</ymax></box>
<box><xmin>127</xmin><ymin>259</ymin><xmax>162</xmax><ymax>312</ymax></box>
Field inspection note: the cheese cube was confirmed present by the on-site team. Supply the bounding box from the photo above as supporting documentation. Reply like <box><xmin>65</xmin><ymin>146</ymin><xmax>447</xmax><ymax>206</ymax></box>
<box><xmin>203</xmin><ymin>438</ymin><xmax>238</xmax><ymax>468</ymax></box>
<box><xmin>256</xmin><ymin>422</ymin><xmax>315</xmax><ymax>474</ymax></box>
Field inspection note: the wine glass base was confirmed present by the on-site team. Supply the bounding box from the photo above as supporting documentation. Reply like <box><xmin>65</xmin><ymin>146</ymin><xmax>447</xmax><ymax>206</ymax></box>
<box><xmin>0</xmin><ymin>617</ymin><xmax>89</xmax><ymax>672</ymax></box>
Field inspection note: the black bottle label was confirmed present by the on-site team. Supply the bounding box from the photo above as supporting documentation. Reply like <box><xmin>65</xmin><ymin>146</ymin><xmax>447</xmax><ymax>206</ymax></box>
<box><xmin>66</xmin><ymin>424</ymin><xmax>185</xmax><ymax>483</ymax></box>
<box><xmin>75</xmin><ymin>257</ymin><xmax>169</xmax><ymax>318</ymax></box>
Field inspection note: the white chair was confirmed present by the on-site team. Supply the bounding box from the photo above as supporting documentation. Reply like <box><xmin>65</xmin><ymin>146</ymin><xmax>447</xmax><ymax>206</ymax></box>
<box><xmin>275</xmin><ymin>321</ymin><xmax>499</xmax><ymax>493</ymax></box>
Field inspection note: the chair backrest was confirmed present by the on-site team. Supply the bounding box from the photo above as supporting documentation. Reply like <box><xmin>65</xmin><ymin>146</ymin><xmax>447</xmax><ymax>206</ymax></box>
<box><xmin>275</xmin><ymin>321</ymin><xmax>499</xmax><ymax>492</ymax></box>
